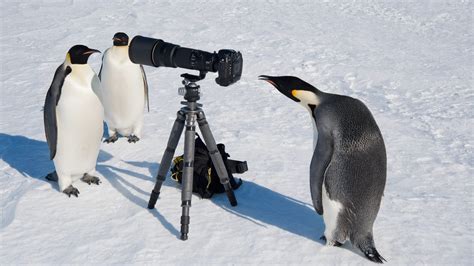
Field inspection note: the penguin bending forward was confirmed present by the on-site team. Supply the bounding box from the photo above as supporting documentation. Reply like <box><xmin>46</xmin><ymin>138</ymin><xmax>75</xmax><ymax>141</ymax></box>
<box><xmin>260</xmin><ymin>75</ymin><xmax>387</xmax><ymax>263</ymax></box>
<box><xmin>44</xmin><ymin>45</ymin><xmax>104</xmax><ymax>197</ymax></box>
<box><xmin>98</xmin><ymin>32</ymin><xmax>149</xmax><ymax>144</ymax></box>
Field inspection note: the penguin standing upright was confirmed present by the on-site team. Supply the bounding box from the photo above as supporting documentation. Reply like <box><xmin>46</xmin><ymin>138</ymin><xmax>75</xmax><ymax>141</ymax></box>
<box><xmin>260</xmin><ymin>75</ymin><xmax>387</xmax><ymax>263</ymax></box>
<box><xmin>44</xmin><ymin>45</ymin><xmax>104</xmax><ymax>197</ymax></box>
<box><xmin>98</xmin><ymin>32</ymin><xmax>149</xmax><ymax>143</ymax></box>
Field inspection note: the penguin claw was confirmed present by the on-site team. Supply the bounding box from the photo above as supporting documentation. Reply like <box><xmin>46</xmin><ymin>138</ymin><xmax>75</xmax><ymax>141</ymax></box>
<box><xmin>81</xmin><ymin>174</ymin><xmax>101</xmax><ymax>185</ymax></box>
<box><xmin>364</xmin><ymin>248</ymin><xmax>386</xmax><ymax>264</ymax></box>
<box><xmin>104</xmin><ymin>135</ymin><xmax>118</xmax><ymax>143</ymax></box>
<box><xmin>127</xmin><ymin>135</ymin><xmax>140</xmax><ymax>143</ymax></box>
<box><xmin>63</xmin><ymin>185</ymin><xmax>80</xmax><ymax>197</ymax></box>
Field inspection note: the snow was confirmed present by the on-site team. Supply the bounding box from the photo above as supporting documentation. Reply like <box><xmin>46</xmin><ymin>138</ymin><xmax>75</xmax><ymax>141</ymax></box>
<box><xmin>1</xmin><ymin>0</ymin><xmax>473</xmax><ymax>265</ymax></box>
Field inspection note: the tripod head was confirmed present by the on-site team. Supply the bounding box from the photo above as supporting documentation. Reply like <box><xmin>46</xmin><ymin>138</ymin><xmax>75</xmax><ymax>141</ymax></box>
<box><xmin>179</xmin><ymin>71</ymin><xmax>207</xmax><ymax>103</ymax></box>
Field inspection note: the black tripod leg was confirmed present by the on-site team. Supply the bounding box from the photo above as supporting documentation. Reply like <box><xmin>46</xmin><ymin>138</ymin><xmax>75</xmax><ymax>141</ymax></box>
<box><xmin>180</xmin><ymin>112</ymin><xmax>197</xmax><ymax>240</ymax></box>
<box><xmin>148</xmin><ymin>111</ymin><xmax>185</xmax><ymax>209</ymax></box>
<box><xmin>196</xmin><ymin>111</ymin><xmax>237</xmax><ymax>207</ymax></box>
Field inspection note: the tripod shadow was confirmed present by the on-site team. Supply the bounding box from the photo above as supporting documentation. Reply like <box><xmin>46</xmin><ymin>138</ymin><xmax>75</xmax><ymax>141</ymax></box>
<box><xmin>98</xmin><ymin>160</ymin><xmax>179</xmax><ymax>237</ymax></box>
<box><xmin>124</xmin><ymin>160</ymin><xmax>325</xmax><ymax>243</ymax></box>
<box><xmin>212</xmin><ymin>180</ymin><xmax>325</xmax><ymax>243</ymax></box>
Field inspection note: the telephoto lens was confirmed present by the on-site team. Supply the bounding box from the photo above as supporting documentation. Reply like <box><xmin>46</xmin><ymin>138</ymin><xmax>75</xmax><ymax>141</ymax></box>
<box><xmin>129</xmin><ymin>35</ymin><xmax>243</xmax><ymax>86</ymax></box>
<box><xmin>129</xmin><ymin>36</ymin><xmax>216</xmax><ymax>71</ymax></box>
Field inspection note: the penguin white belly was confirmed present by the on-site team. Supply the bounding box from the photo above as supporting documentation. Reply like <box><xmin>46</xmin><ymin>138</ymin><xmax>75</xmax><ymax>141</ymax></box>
<box><xmin>54</xmin><ymin>77</ymin><xmax>104</xmax><ymax>180</ymax></box>
<box><xmin>100</xmin><ymin>55</ymin><xmax>145</xmax><ymax>136</ymax></box>
<box><xmin>322</xmin><ymin>179</ymin><xmax>344</xmax><ymax>241</ymax></box>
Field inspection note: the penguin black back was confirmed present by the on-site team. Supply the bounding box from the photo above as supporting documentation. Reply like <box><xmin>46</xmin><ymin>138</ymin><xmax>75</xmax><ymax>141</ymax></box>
<box><xmin>44</xmin><ymin>64</ymin><xmax>71</xmax><ymax>160</ymax></box>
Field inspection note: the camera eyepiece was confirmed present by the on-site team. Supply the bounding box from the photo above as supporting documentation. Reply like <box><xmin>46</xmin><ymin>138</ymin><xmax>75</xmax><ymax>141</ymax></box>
<box><xmin>129</xmin><ymin>35</ymin><xmax>242</xmax><ymax>86</ymax></box>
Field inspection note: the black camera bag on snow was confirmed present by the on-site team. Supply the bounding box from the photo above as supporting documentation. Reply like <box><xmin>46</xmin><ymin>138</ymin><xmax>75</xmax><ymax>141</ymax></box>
<box><xmin>170</xmin><ymin>134</ymin><xmax>247</xmax><ymax>198</ymax></box>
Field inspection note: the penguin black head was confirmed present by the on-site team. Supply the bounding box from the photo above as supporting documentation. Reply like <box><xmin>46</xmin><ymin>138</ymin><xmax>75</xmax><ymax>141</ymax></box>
<box><xmin>259</xmin><ymin>75</ymin><xmax>321</xmax><ymax>106</ymax></box>
<box><xmin>67</xmin><ymin>45</ymin><xmax>100</xmax><ymax>64</ymax></box>
<box><xmin>113</xmin><ymin>32</ymin><xmax>129</xmax><ymax>46</ymax></box>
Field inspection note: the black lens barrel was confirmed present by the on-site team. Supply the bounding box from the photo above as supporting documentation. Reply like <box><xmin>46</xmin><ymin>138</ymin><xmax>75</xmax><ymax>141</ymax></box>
<box><xmin>173</xmin><ymin>48</ymin><xmax>217</xmax><ymax>72</ymax></box>
<box><xmin>129</xmin><ymin>35</ymin><xmax>217</xmax><ymax>72</ymax></box>
<box><xmin>129</xmin><ymin>35</ymin><xmax>242</xmax><ymax>86</ymax></box>
<box><xmin>129</xmin><ymin>36</ymin><xmax>159</xmax><ymax>67</ymax></box>
<box><xmin>153</xmin><ymin>40</ymin><xmax>180</xmax><ymax>67</ymax></box>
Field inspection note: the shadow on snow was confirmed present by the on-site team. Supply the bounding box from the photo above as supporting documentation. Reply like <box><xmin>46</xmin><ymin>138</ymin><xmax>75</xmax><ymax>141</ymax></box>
<box><xmin>125</xmin><ymin>160</ymin><xmax>325</xmax><ymax>244</ymax></box>
<box><xmin>0</xmin><ymin>133</ymin><xmax>324</xmax><ymax>244</ymax></box>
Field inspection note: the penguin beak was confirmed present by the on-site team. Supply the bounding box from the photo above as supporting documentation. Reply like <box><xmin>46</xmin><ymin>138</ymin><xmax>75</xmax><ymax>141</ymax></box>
<box><xmin>83</xmin><ymin>48</ymin><xmax>101</xmax><ymax>55</ymax></box>
<box><xmin>259</xmin><ymin>75</ymin><xmax>300</xmax><ymax>102</ymax></box>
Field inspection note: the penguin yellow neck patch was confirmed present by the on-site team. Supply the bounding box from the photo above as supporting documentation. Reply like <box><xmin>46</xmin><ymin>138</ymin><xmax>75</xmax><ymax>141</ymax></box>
<box><xmin>291</xmin><ymin>89</ymin><xmax>298</xmax><ymax>98</ymax></box>
<box><xmin>292</xmin><ymin>89</ymin><xmax>320</xmax><ymax>105</ymax></box>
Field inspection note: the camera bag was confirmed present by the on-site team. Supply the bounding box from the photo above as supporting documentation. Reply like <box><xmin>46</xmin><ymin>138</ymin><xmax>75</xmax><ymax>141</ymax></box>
<box><xmin>170</xmin><ymin>134</ymin><xmax>246</xmax><ymax>198</ymax></box>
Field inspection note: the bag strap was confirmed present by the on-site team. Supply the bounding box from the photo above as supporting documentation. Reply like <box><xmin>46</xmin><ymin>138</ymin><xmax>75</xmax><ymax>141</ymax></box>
<box><xmin>227</xmin><ymin>159</ymin><xmax>248</xmax><ymax>174</ymax></box>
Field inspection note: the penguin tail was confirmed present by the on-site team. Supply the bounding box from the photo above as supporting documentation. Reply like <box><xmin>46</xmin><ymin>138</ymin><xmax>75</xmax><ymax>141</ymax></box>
<box><xmin>353</xmin><ymin>233</ymin><xmax>387</xmax><ymax>264</ymax></box>
<box><xmin>45</xmin><ymin>171</ymin><xmax>58</xmax><ymax>182</ymax></box>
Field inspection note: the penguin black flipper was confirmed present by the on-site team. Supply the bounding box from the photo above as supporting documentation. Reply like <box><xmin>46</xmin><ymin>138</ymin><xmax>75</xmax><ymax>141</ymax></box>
<box><xmin>44</xmin><ymin>64</ymin><xmax>72</xmax><ymax>160</ymax></box>
<box><xmin>98</xmin><ymin>53</ymin><xmax>104</xmax><ymax>80</ymax></box>
<box><xmin>309</xmin><ymin>105</ymin><xmax>334</xmax><ymax>215</ymax></box>
<box><xmin>140</xmin><ymin>65</ymin><xmax>149</xmax><ymax>112</ymax></box>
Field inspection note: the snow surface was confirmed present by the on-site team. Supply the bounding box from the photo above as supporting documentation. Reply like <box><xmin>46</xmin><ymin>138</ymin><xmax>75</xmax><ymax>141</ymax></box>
<box><xmin>1</xmin><ymin>1</ymin><xmax>473</xmax><ymax>265</ymax></box>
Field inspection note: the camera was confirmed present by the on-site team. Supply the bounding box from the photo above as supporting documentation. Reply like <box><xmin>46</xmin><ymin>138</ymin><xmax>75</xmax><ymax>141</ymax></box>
<box><xmin>129</xmin><ymin>35</ymin><xmax>243</xmax><ymax>86</ymax></box>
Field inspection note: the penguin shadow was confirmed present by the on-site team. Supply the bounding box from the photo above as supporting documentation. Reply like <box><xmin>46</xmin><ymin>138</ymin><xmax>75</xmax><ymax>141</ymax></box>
<box><xmin>97</xmin><ymin>160</ymin><xmax>179</xmax><ymax>237</ymax></box>
<box><xmin>0</xmin><ymin>133</ymin><xmax>58</xmax><ymax>190</ymax></box>
<box><xmin>0</xmin><ymin>133</ymin><xmax>114</xmax><ymax>192</ymax></box>
<box><xmin>0</xmin><ymin>133</ymin><xmax>178</xmax><ymax>236</ymax></box>
<box><xmin>103</xmin><ymin>122</ymin><xmax>110</xmax><ymax>138</ymax></box>
<box><xmin>123</xmin><ymin>160</ymin><xmax>326</xmax><ymax>243</ymax></box>
<box><xmin>0</xmin><ymin>134</ymin><xmax>56</xmax><ymax>229</ymax></box>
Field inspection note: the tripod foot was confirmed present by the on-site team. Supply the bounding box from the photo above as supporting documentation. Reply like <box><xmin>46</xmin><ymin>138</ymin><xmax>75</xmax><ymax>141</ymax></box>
<box><xmin>180</xmin><ymin>201</ymin><xmax>191</xmax><ymax>240</ymax></box>
<box><xmin>227</xmin><ymin>190</ymin><xmax>237</xmax><ymax>206</ymax></box>
<box><xmin>224</xmin><ymin>183</ymin><xmax>238</xmax><ymax>206</ymax></box>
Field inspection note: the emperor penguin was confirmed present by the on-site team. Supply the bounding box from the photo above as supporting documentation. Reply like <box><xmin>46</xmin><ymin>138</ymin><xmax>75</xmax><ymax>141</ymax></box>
<box><xmin>259</xmin><ymin>75</ymin><xmax>387</xmax><ymax>263</ymax></box>
<box><xmin>98</xmin><ymin>32</ymin><xmax>149</xmax><ymax>143</ymax></box>
<box><xmin>44</xmin><ymin>45</ymin><xmax>104</xmax><ymax>197</ymax></box>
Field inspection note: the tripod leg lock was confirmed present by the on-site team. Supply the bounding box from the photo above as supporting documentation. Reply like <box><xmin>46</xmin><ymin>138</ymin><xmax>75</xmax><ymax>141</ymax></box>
<box><xmin>181</xmin><ymin>200</ymin><xmax>191</xmax><ymax>207</ymax></box>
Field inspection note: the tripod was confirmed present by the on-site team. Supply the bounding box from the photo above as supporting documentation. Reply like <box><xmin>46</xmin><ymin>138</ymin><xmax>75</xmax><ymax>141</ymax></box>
<box><xmin>147</xmin><ymin>72</ymin><xmax>238</xmax><ymax>240</ymax></box>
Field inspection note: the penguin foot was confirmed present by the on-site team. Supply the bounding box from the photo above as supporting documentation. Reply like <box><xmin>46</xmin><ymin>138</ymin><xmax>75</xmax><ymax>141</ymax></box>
<box><xmin>104</xmin><ymin>135</ymin><xmax>118</xmax><ymax>143</ymax></box>
<box><xmin>63</xmin><ymin>185</ymin><xmax>80</xmax><ymax>197</ymax></box>
<box><xmin>45</xmin><ymin>171</ymin><xmax>58</xmax><ymax>182</ymax></box>
<box><xmin>81</xmin><ymin>174</ymin><xmax>101</xmax><ymax>185</ymax></box>
<box><xmin>320</xmin><ymin>235</ymin><xmax>343</xmax><ymax>247</ymax></box>
<box><xmin>363</xmin><ymin>247</ymin><xmax>386</xmax><ymax>264</ymax></box>
<box><xmin>127</xmin><ymin>135</ymin><xmax>140</xmax><ymax>143</ymax></box>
